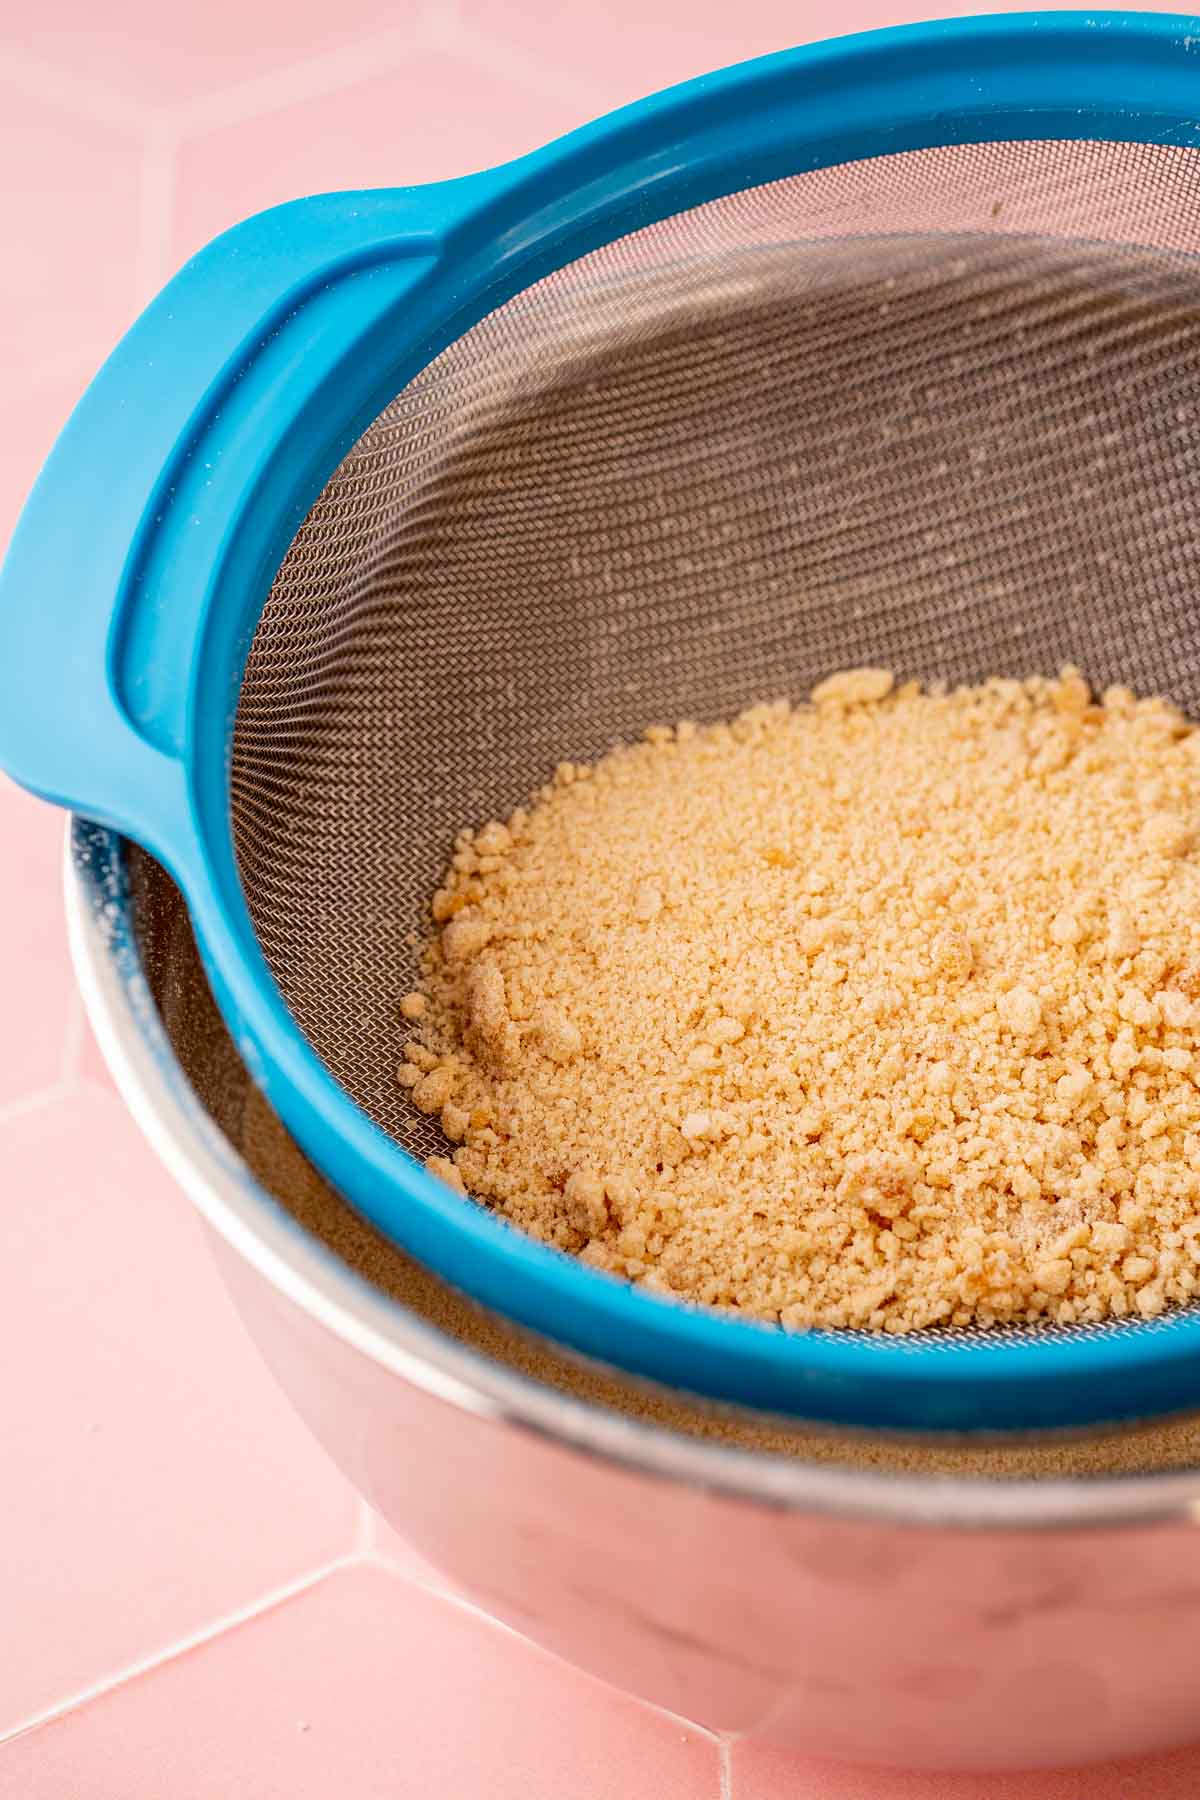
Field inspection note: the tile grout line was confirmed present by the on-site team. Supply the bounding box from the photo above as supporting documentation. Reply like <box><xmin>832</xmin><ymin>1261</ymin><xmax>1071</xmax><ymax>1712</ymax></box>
<box><xmin>171</xmin><ymin>21</ymin><xmax>428</xmax><ymax>137</ymax></box>
<box><xmin>0</xmin><ymin>1552</ymin><xmax>365</xmax><ymax>1751</ymax></box>
<box><xmin>359</xmin><ymin>1548</ymin><xmax>723</xmax><ymax>1748</ymax></box>
<box><xmin>74</xmin><ymin>1075</ymin><xmax>120</xmax><ymax>1101</ymax></box>
<box><xmin>444</xmin><ymin>12</ymin><xmax>613</xmax><ymax>109</ymax></box>
<box><xmin>424</xmin><ymin>1568</ymin><xmax>723</xmax><ymax>1744</ymax></box>
<box><xmin>162</xmin><ymin>0</ymin><xmax>607</xmax><ymax>146</ymax></box>
<box><xmin>0</xmin><ymin>45</ymin><xmax>147</xmax><ymax>128</ymax></box>
<box><xmin>0</xmin><ymin>1084</ymin><xmax>69</xmax><ymax>1132</ymax></box>
<box><xmin>719</xmin><ymin>1737</ymin><xmax>733</xmax><ymax>1799</ymax></box>
<box><xmin>360</xmin><ymin>1544</ymin><xmax>473</xmax><ymax>1610</ymax></box>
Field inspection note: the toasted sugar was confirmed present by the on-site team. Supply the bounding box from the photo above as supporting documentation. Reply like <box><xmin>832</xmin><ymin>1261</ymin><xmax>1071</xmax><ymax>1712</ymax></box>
<box><xmin>244</xmin><ymin>1086</ymin><xmax>1200</xmax><ymax>1481</ymax></box>
<box><xmin>404</xmin><ymin>668</ymin><xmax>1200</xmax><ymax>1335</ymax></box>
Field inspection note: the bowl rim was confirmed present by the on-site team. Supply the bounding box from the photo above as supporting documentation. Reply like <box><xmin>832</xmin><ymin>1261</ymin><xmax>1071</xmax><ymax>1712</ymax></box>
<box><xmin>65</xmin><ymin>815</ymin><xmax>1200</xmax><ymax>1531</ymax></box>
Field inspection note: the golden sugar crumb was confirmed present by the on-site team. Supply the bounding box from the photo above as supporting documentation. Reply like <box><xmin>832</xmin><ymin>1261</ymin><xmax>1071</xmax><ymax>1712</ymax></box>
<box><xmin>400</xmin><ymin>666</ymin><xmax>1200</xmax><ymax>1334</ymax></box>
<box><xmin>1050</xmin><ymin>911</ymin><xmax>1083</xmax><ymax>947</ymax></box>
<box><xmin>441</xmin><ymin>1102</ymin><xmax>470</xmax><ymax>1143</ymax></box>
<box><xmin>441</xmin><ymin>911</ymin><xmax>492</xmax><ymax>964</ymax></box>
<box><xmin>411</xmin><ymin>1066</ymin><xmax>456</xmax><ymax>1116</ymax></box>
<box><xmin>425</xmin><ymin>1155</ymin><xmax>466</xmax><ymax>1195</ymax></box>
<box><xmin>473</xmin><ymin>820</ymin><xmax>513</xmax><ymax>857</ymax></box>
<box><xmin>1144</xmin><ymin>813</ymin><xmax>1193</xmax><ymax>859</ymax></box>
<box><xmin>1107</xmin><ymin>912</ymin><xmax>1141</xmax><ymax>960</ymax></box>
<box><xmin>997</xmin><ymin>986</ymin><xmax>1042</xmax><ymax>1036</ymax></box>
<box><xmin>632</xmin><ymin>881</ymin><xmax>664</xmax><ymax>923</ymax></box>
<box><xmin>535</xmin><ymin>1005</ymin><xmax>582</xmax><ymax>1065</ymax></box>
<box><xmin>811</xmin><ymin>667</ymin><xmax>895</xmax><ymax>707</ymax></box>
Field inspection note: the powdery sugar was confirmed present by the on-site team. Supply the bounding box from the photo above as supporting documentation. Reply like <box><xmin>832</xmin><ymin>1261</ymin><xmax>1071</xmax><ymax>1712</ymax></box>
<box><xmin>403</xmin><ymin>669</ymin><xmax>1200</xmax><ymax>1335</ymax></box>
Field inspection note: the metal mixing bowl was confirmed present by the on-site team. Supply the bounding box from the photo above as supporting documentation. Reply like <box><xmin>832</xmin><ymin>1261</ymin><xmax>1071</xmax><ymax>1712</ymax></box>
<box><xmin>68</xmin><ymin>817</ymin><xmax>1200</xmax><ymax>1773</ymax></box>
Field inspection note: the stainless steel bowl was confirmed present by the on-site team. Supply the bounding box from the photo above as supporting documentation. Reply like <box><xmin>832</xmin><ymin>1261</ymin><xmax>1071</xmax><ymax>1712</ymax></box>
<box><xmin>68</xmin><ymin>818</ymin><xmax>1200</xmax><ymax>1773</ymax></box>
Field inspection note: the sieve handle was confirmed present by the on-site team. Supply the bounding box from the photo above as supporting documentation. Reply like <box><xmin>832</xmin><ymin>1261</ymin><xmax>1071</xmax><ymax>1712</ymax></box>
<box><xmin>0</xmin><ymin>188</ymin><xmax>459</xmax><ymax>881</ymax></box>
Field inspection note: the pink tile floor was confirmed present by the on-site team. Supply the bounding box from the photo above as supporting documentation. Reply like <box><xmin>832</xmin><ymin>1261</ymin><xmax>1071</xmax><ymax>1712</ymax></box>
<box><xmin>5</xmin><ymin>2</ymin><xmax>1200</xmax><ymax>1792</ymax></box>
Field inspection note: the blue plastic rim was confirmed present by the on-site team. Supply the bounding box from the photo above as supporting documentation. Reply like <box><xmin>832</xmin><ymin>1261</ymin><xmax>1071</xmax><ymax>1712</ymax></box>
<box><xmin>6</xmin><ymin>12</ymin><xmax>1200</xmax><ymax>1432</ymax></box>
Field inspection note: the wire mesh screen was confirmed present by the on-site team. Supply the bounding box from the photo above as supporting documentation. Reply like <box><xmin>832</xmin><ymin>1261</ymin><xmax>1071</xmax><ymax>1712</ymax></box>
<box><xmin>231</xmin><ymin>140</ymin><xmax>1200</xmax><ymax>1352</ymax></box>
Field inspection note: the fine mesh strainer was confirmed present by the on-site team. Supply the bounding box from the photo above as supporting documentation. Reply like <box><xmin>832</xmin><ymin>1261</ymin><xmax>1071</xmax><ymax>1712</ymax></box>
<box><xmin>9</xmin><ymin>12</ymin><xmax>1200</xmax><ymax>1432</ymax></box>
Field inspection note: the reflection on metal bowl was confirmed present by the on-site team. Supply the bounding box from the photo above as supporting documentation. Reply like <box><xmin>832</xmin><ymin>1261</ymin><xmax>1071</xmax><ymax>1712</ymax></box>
<box><xmin>68</xmin><ymin>818</ymin><xmax>1200</xmax><ymax>1772</ymax></box>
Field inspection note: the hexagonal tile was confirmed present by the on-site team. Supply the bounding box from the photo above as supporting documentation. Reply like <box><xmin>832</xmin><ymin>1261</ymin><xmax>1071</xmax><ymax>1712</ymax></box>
<box><xmin>0</xmin><ymin>1563</ymin><xmax>720</xmax><ymax>1796</ymax></box>
<box><xmin>0</xmin><ymin>1087</ymin><xmax>357</xmax><ymax>1734</ymax></box>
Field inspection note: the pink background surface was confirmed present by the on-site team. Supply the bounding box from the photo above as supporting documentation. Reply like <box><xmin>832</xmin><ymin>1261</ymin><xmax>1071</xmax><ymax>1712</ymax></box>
<box><xmin>3</xmin><ymin>2</ymin><xmax>1200</xmax><ymax>1792</ymax></box>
